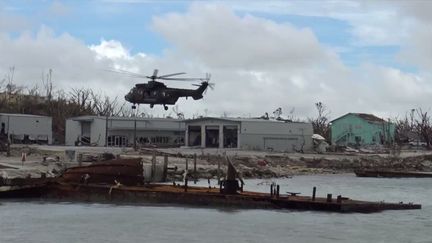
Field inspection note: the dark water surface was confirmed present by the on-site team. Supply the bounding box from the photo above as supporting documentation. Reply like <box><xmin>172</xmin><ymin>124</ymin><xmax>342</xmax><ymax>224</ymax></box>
<box><xmin>1</xmin><ymin>174</ymin><xmax>431</xmax><ymax>243</ymax></box>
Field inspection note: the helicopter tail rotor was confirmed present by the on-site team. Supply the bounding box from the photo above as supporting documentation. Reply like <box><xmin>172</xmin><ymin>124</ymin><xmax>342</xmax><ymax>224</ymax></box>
<box><xmin>204</xmin><ymin>82</ymin><xmax>215</xmax><ymax>94</ymax></box>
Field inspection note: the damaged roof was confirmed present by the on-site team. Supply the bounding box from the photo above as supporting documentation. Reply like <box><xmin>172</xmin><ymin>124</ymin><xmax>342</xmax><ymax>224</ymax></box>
<box><xmin>331</xmin><ymin>113</ymin><xmax>389</xmax><ymax>124</ymax></box>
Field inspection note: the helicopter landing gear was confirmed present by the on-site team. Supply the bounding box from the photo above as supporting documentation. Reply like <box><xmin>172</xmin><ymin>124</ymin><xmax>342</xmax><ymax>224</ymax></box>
<box><xmin>163</xmin><ymin>105</ymin><xmax>168</xmax><ymax>111</ymax></box>
<box><xmin>132</xmin><ymin>104</ymin><xmax>136</xmax><ymax>109</ymax></box>
<box><xmin>150</xmin><ymin>104</ymin><xmax>154</xmax><ymax>108</ymax></box>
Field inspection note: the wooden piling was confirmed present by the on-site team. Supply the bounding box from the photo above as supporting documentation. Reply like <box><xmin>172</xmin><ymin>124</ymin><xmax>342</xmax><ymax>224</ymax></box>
<box><xmin>276</xmin><ymin>185</ymin><xmax>280</xmax><ymax>198</ymax></box>
<box><xmin>270</xmin><ymin>184</ymin><xmax>274</xmax><ymax>196</ymax></box>
<box><xmin>151</xmin><ymin>151</ymin><xmax>156</xmax><ymax>181</ymax></box>
<box><xmin>193</xmin><ymin>154</ymin><xmax>197</xmax><ymax>184</ymax></box>
<box><xmin>184</xmin><ymin>179</ymin><xmax>188</xmax><ymax>192</ymax></box>
<box><xmin>78</xmin><ymin>153</ymin><xmax>83</xmax><ymax>167</ymax></box>
<box><xmin>312</xmin><ymin>187</ymin><xmax>316</xmax><ymax>201</ymax></box>
<box><xmin>6</xmin><ymin>142</ymin><xmax>10</xmax><ymax>157</ymax></box>
<box><xmin>163</xmin><ymin>155</ymin><xmax>168</xmax><ymax>182</ymax></box>
<box><xmin>217</xmin><ymin>159</ymin><xmax>221</xmax><ymax>185</ymax></box>
<box><xmin>327</xmin><ymin>193</ymin><xmax>332</xmax><ymax>203</ymax></box>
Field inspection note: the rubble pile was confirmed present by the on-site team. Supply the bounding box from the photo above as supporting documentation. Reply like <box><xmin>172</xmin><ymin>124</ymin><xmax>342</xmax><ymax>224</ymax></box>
<box><xmin>164</xmin><ymin>153</ymin><xmax>432</xmax><ymax>179</ymax></box>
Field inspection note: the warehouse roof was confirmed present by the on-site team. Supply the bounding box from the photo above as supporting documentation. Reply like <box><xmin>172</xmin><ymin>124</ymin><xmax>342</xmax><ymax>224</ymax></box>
<box><xmin>0</xmin><ymin>113</ymin><xmax>51</xmax><ymax>118</ymax></box>
<box><xmin>185</xmin><ymin>117</ymin><xmax>309</xmax><ymax>124</ymax></box>
<box><xmin>69</xmin><ymin>115</ymin><xmax>184</xmax><ymax>122</ymax></box>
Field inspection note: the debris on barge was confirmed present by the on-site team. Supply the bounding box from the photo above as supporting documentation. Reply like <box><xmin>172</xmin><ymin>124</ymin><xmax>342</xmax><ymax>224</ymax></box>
<box><xmin>61</xmin><ymin>158</ymin><xmax>145</xmax><ymax>186</ymax></box>
<box><xmin>355</xmin><ymin>169</ymin><xmax>432</xmax><ymax>178</ymax></box>
<box><xmin>0</xmin><ymin>157</ymin><xmax>422</xmax><ymax>213</ymax></box>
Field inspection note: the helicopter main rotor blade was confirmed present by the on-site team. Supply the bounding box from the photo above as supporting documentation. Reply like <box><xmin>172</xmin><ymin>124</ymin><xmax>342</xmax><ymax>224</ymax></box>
<box><xmin>158</xmin><ymin>72</ymin><xmax>187</xmax><ymax>78</ymax></box>
<box><xmin>159</xmin><ymin>77</ymin><xmax>204</xmax><ymax>81</ymax></box>
<box><xmin>105</xmin><ymin>69</ymin><xmax>148</xmax><ymax>79</ymax></box>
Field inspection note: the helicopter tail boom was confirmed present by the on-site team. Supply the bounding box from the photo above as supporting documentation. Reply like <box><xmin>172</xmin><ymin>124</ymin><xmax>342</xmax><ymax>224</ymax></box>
<box><xmin>192</xmin><ymin>82</ymin><xmax>209</xmax><ymax>100</ymax></box>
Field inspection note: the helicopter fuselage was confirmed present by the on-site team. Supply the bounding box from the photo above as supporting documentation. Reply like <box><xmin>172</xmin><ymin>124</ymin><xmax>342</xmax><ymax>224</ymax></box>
<box><xmin>125</xmin><ymin>81</ymin><xmax>208</xmax><ymax>109</ymax></box>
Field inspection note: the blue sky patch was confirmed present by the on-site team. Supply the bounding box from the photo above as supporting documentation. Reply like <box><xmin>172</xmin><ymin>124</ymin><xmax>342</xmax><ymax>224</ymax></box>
<box><xmin>1</xmin><ymin>0</ymin><xmax>415</xmax><ymax>72</ymax></box>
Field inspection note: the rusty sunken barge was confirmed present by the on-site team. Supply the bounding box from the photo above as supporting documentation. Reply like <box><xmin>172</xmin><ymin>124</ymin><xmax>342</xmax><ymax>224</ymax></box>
<box><xmin>0</xmin><ymin>157</ymin><xmax>421</xmax><ymax>213</ymax></box>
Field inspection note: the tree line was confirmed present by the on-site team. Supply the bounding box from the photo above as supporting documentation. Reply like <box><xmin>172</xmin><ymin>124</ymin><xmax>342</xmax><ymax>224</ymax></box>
<box><xmin>0</xmin><ymin>68</ymin><xmax>133</xmax><ymax>143</ymax></box>
<box><xmin>3</xmin><ymin>68</ymin><xmax>432</xmax><ymax>147</ymax></box>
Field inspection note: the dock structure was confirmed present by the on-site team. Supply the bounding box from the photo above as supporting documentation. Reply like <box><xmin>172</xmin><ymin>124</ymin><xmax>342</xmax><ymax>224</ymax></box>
<box><xmin>0</xmin><ymin>157</ymin><xmax>422</xmax><ymax>213</ymax></box>
<box><xmin>42</xmin><ymin>183</ymin><xmax>420</xmax><ymax>213</ymax></box>
<box><xmin>355</xmin><ymin>169</ymin><xmax>432</xmax><ymax>178</ymax></box>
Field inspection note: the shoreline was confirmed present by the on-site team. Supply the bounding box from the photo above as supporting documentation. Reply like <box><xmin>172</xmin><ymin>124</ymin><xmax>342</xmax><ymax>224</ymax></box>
<box><xmin>1</xmin><ymin>145</ymin><xmax>432</xmax><ymax>180</ymax></box>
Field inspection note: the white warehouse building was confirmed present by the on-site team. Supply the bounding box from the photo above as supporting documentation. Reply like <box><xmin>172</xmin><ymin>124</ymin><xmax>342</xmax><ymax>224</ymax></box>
<box><xmin>0</xmin><ymin>113</ymin><xmax>52</xmax><ymax>144</ymax></box>
<box><xmin>185</xmin><ymin>117</ymin><xmax>313</xmax><ymax>152</ymax></box>
<box><xmin>65</xmin><ymin>116</ymin><xmax>185</xmax><ymax>147</ymax></box>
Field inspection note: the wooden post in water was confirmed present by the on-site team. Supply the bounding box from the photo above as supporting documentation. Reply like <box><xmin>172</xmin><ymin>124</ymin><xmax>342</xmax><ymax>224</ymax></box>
<box><xmin>78</xmin><ymin>153</ymin><xmax>83</xmax><ymax>167</ymax></box>
<box><xmin>276</xmin><ymin>185</ymin><xmax>280</xmax><ymax>198</ymax></box>
<box><xmin>6</xmin><ymin>142</ymin><xmax>10</xmax><ymax>157</ymax></box>
<box><xmin>326</xmin><ymin>193</ymin><xmax>332</xmax><ymax>203</ymax></box>
<box><xmin>151</xmin><ymin>151</ymin><xmax>156</xmax><ymax>181</ymax></box>
<box><xmin>217</xmin><ymin>158</ymin><xmax>221</xmax><ymax>185</ymax></box>
<box><xmin>163</xmin><ymin>155</ymin><xmax>168</xmax><ymax>182</ymax></box>
<box><xmin>193</xmin><ymin>153</ymin><xmax>197</xmax><ymax>184</ymax></box>
<box><xmin>312</xmin><ymin>187</ymin><xmax>316</xmax><ymax>201</ymax></box>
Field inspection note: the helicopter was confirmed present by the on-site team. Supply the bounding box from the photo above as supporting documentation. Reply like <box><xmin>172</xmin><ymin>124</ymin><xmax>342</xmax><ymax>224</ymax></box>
<box><xmin>112</xmin><ymin>69</ymin><xmax>213</xmax><ymax>110</ymax></box>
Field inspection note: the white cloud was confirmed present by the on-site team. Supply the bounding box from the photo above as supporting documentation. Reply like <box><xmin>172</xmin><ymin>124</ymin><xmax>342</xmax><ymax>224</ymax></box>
<box><xmin>152</xmin><ymin>4</ymin><xmax>332</xmax><ymax>71</ymax></box>
<box><xmin>90</xmin><ymin>39</ymin><xmax>133</xmax><ymax>60</ymax></box>
<box><xmin>0</xmin><ymin>26</ymin><xmax>141</xmax><ymax>99</ymax></box>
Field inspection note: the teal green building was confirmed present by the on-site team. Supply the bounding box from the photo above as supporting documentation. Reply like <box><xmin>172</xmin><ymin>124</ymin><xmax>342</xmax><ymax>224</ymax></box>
<box><xmin>330</xmin><ymin>113</ymin><xmax>395</xmax><ymax>146</ymax></box>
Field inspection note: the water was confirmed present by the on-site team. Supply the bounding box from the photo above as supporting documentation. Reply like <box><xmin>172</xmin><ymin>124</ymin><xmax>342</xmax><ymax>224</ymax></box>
<box><xmin>1</xmin><ymin>174</ymin><xmax>431</xmax><ymax>243</ymax></box>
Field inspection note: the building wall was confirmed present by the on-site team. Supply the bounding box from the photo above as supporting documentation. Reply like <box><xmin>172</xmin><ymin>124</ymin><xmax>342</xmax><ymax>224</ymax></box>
<box><xmin>65</xmin><ymin>116</ymin><xmax>185</xmax><ymax>147</ymax></box>
<box><xmin>109</xmin><ymin>130</ymin><xmax>183</xmax><ymax>146</ymax></box>
<box><xmin>185</xmin><ymin>118</ymin><xmax>313</xmax><ymax>152</ymax></box>
<box><xmin>239</xmin><ymin>121</ymin><xmax>313</xmax><ymax>152</ymax></box>
<box><xmin>109</xmin><ymin>118</ymin><xmax>185</xmax><ymax>131</ymax></box>
<box><xmin>65</xmin><ymin>119</ymin><xmax>81</xmax><ymax>145</ymax></box>
<box><xmin>91</xmin><ymin>118</ymin><xmax>107</xmax><ymax>146</ymax></box>
<box><xmin>331</xmin><ymin>114</ymin><xmax>395</xmax><ymax>146</ymax></box>
<box><xmin>185</xmin><ymin>119</ymin><xmax>240</xmax><ymax>148</ymax></box>
<box><xmin>107</xmin><ymin>118</ymin><xmax>185</xmax><ymax>147</ymax></box>
<box><xmin>186</xmin><ymin>119</ymin><xmax>239</xmax><ymax>127</ymax></box>
<box><xmin>0</xmin><ymin>114</ymin><xmax>52</xmax><ymax>144</ymax></box>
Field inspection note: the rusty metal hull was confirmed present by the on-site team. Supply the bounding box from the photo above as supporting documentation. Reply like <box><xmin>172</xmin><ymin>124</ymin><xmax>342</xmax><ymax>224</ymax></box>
<box><xmin>61</xmin><ymin>158</ymin><xmax>144</xmax><ymax>186</ymax></box>
<box><xmin>0</xmin><ymin>185</ymin><xmax>46</xmax><ymax>198</ymax></box>
<box><xmin>0</xmin><ymin>177</ymin><xmax>52</xmax><ymax>198</ymax></box>
<box><xmin>355</xmin><ymin>169</ymin><xmax>432</xmax><ymax>178</ymax></box>
<box><xmin>42</xmin><ymin>183</ymin><xmax>421</xmax><ymax>213</ymax></box>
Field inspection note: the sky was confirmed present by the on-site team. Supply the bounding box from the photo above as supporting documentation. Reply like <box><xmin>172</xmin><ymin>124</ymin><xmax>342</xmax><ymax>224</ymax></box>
<box><xmin>1</xmin><ymin>0</ymin><xmax>432</xmax><ymax>120</ymax></box>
